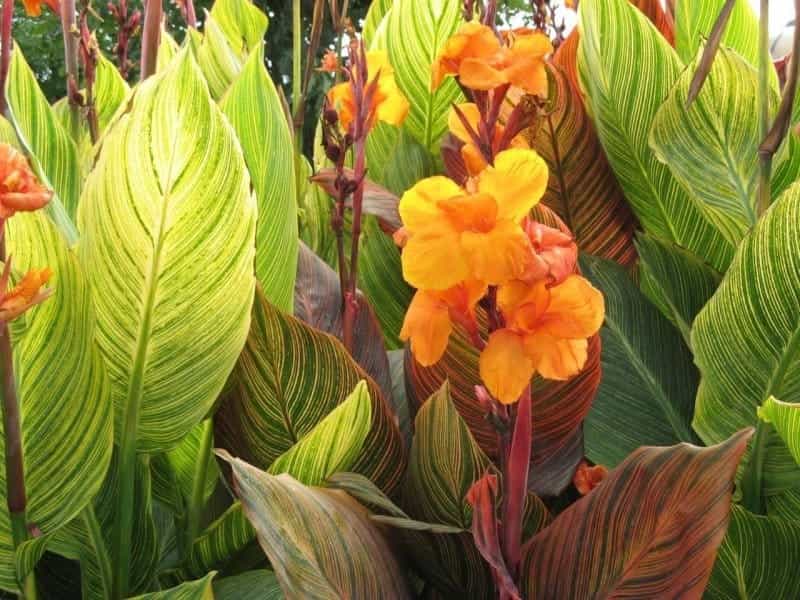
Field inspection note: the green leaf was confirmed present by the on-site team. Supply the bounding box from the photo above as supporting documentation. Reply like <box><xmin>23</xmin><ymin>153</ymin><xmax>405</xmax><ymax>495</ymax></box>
<box><xmin>650</xmin><ymin>47</ymin><xmax>771</xmax><ymax>244</ymax></box>
<box><xmin>209</xmin><ymin>0</ymin><xmax>268</xmax><ymax>56</ymax></box>
<box><xmin>364</xmin><ymin>0</ymin><xmax>392</xmax><ymax>46</ymax></box>
<box><xmin>130</xmin><ymin>572</ymin><xmax>216</xmax><ymax>599</ymax></box>
<box><xmin>692</xmin><ymin>182</ymin><xmax>800</xmax><ymax>493</ymax></box>
<box><xmin>189</xmin><ymin>20</ymin><xmax>243</xmax><ymax>100</ymax></box>
<box><xmin>77</xmin><ymin>48</ymin><xmax>256</xmax><ymax>453</ymax></box>
<box><xmin>706</xmin><ymin>505</ymin><xmax>800</xmax><ymax>599</ymax></box>
<box><xmin>268</xmin><ymin>380</ymin><xmax>372</xmax><ymax>485</ymax></box>
<box><xmin>0</xmin><ymin>211</ymin><xmax>113</xmax><ymax>592</ymax></box>
<box><xmin>366</xmin><ymin>123</ymin><xmax>435</xmax><ymax>197</ymax></box>
<box><xmin>521</xmin><ymin>430</ymin><xmax>752</xmax><ymax>598</ymax></box>
<box><xmin>221</xmin><ymin>47</ymin><xmax>298</xmax><ymax>313</ymax></box>
<box><xmin>636</xmin><ymin>234</ymin><xmax>722</xmax><ymax>348</ymax></box>
<box><xmin>581</xmin><ymin>255</ymin><xmax>698</xmax><ymax>468</ymax></box>
<box><xmin>214</xmin><ymin>286</ymin><xmax>406</xmax><ymax>495</ymax></box>
<box><xmin>384</xmin><ymin>0</ymin><xmax>464</xmax><ymax>155</ymax></box>
<box><xmin>157</xmin><ymin>28</ymin><xmax>181</xmax><ymax>73</ymax></box>
<box><xmin>759</xmin><ymin>396</ymin><xmax>800</xmax><ymax>468</ymax></box>
<box><xmin>219</xmin><ymin>453</ymin><xmax>413</xmax><ymax>599</ymax></box>
<box><xmin>675</xmin><ymin>0</ymin><xmax>759</xmax><ymax>67</ymax></box>
<box><xmin>578</xmin><ymin>0</ymin><xmax>734</xmax><ymax>271</ymax></box>
<box><xmin>181</xmin><ymin>502</ymin><xmax>255</xmax><ymax>581</ymax></box>
<box><xmin>213</xmin><ymin>570</ymin><xmax>283</xmax><ymax>600</ymax></box>
<box><xmin>6</xmin><ymin>46</ymin><xmax>81</xmax><ymax>223</ymax></box>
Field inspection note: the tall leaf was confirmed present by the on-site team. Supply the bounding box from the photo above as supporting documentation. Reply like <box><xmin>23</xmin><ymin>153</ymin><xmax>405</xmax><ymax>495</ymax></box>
<box><xmin>650</xmin><ymin>47</ymin><xmax>770</xmax><ymax>244</ymax></box>
<box><xmin>578</xmin><ymin>0</ymin><xmax>734</xmax><ymax>271</ymax></box>
<box><xmin>221</xmin><ymin>47</ymin><xmax>298</xmax><ymax>312</ymax></box>
<box><xmin>675</xmin><ymin>0</ymin><xmax>759</xmax><ymax>67</ymax></box>
<box><xmin>692</xmin><ymin>182</ymin><xmax>800</xmax><ymax>492</ymax></box>
<box><xmin>209</xmin><ymin>0</ymin><xmax>268</xmax><ymax>56</ymax></box>
<box><xmin>219</xmin><ymin>453</ymin><xmax>413</xmax><ymax>599</ymax></box>
<box><xmin>0</xmin><ymin>211</ymin><xmax>113</xmax><ymax>591</ymax></box>
<box><xmin>521</xmin><ymin>430</ymin><xmax>752</xmax><ymax>598</ymax></box>
<box><xmin>215</xmin><ymin>287</ymin><xmax>405</xmax><ymax>495</ymax></box>
<box><xmin>706</xmin><ymin>505</ymin><xmax>800</xmax><ymax>599</ymax></box>
<box><xmin>130</xmin><ymin>572</ymin><xmax>216</xmax><ymax>599</ymax></box>
<box><xmin>78</xmin><ymin>48</ymin><xmax>256</xmax><ymax>452</ymax></box>
<box><xmin>213</xmin><ymin>570</ymin><xmax>283</xmax><ymax>600</ymax></box>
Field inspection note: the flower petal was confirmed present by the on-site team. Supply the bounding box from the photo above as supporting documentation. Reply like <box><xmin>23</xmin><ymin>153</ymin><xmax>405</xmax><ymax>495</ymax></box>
<box><xmin>459</xmin><ymin>57</ymin><xmax>508</xmax><ymax>90</ymax></box>
<box><xmin>327</xmin><ymin>81</ymin><xmax>355</xmax><ymax>130</ymax></box>
<box><xmin>401</xmin><ymin>229</ymin><xmax>470</xmax><ymax>290</ymax></box>
<box><xmin>480</xmin><ymin>329</ymin><xmax>534</xmax><ymax>404</ymax></box>
<box><xmin>448</xmin><ymin>103</ymin><xmax>482</xmax><ymax>143</ymax></box>
<box><xmin>461</xmin><ymin>221</ymin><xmax>532</xmax><ymax>285</ymax></box>
<box><xmin>399</xmin><ymin>176</ymin><xmax>463</xmax><ymax>233</ymax></box>
<box><xmin>400</xmin><ymin>291</ymin><xmax>453</xmax><ymax>366</ymax></box>
<box><xmin>478</xmin><ymin>148</ymin><xmax>548</xmax><ymax>222</ymax></box>
<box><xmin>538</xmin><ymin>275</ymin><xmax>605</xmax><ymax>339</ymax></box>
<box><xmin>524</xmin><ymin>333</ymin><xmax>588</xmax><ymax>381</ymax></box>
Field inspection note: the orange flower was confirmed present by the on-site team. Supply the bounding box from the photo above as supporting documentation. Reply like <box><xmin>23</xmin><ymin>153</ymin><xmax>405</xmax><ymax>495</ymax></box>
<box><xmin>479</xmin><ymin>275</ymin><xmax>604</xmax><ymax>403</ymax></box>
<box><xmin>21</xmin><ymin>0</ymin><xmax>59</xmax><ymax>16</ymax></box>
<box><xmin>318</xmin><ymin>50</ymin><xmax>339</xmax><ymax>73</ymax></box>
<box><xmin>432</xmin><ymin>23</ymin><xmax>552</xmax><ymax>96</ymax></box>
<box><xmin>400</xmin><ymin>280</ymin><xmax>487</xmax><ymax>366</ymax></box>
<box><xmin>0</xmin><ymin>261</ymin><xmax>53</xmax><ymax>323</ymax></box>
<box><xmin>573</xmin><ymin>460</ymin><xmax>608</xmax><ymax>495</ymax></box>
<box><xmin>521</xmin><ymin>220</ymin><xmax>577</xmax><ymax>285</ymax></box>
<box><xmin>0</xmin><ymin>144</ymin><xmax>51</xmax><ymax>219</ymax></box>
<box><xmin>399</xmin><ymin>148</ymin><xmax>548</xmax><ymax>290</ymax></box>
<box><xmin>448</xmin><ymin>103</ymin><xmax>529</xmax><ymax>176</ymax></box>
<box><xmin>327</xmin><ymin>50</ymin><xmax>409</xmax><ymax>132</ymax></box>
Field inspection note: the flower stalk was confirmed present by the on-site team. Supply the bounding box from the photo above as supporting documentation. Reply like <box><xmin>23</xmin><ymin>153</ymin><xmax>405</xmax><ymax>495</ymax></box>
<box><xmin>0</xmin><ymin>0</ymin><xmax>13</xmax><ymax>116</ymax></box>
<box><xmin>139</xmin><ymin>0</ymin><xmax>162</xmax><ymax>81</ymax></box>
<box><xmin>756</xmin><ymin>0</ymin><xmax>771</xmax><ymax>216</ymax></box>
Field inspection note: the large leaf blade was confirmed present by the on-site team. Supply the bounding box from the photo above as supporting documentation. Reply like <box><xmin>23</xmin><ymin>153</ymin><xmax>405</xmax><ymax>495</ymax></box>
<box><xmin>675</xmin><ymin>0</ymin><xmax>759</xmax><ymax>67</ymax></box>
<box><xmin>78</xmin><ymin>48</ymin><xmax>256</xmax><ymax>452</ymax></box>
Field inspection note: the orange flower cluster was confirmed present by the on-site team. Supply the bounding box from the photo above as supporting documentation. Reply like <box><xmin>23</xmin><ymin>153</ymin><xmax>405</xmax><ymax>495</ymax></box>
<box><xmin>0</xmin><ymin>143</ymin><xmax>54</xmax><ymax>323</ymax></box>
<box><xmin>398</xmin><ymin>23</ymin><xmax>603</xmax><ymax>404</ymax></box>
<box><xmin>21</xmin><ymin>0</ymin><xmax>59</xmax><ymax>17</ymax></box>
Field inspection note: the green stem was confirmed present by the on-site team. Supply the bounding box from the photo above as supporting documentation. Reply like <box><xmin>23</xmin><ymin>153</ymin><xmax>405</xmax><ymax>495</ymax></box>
<box><xmin>292</xmin><ymin>0</ymin><xmax>302</xmax><ymax>146</ymax></box>
<box><xmin>756</xmin><ymin>0</ymin><xmax>771</xmax><ymax>216</ymax></box>
<box><xmin>82</xmin><ymin>506</ymin><xmax>112</xmax><ymax>599</ymax></box>
<box><xmin>186</xmin><ymin>419</ymin><xmax>213</xmax><ymax>545</ymax></box>
<box><xmin>741</xmin><ymin>420</ymin><xmax>768</xmax><ymax>514</ymax></box>
<box><xmin>111</xmin><ymin>397</ymin><xmax>138</xmax><ymax>599</ymax></box>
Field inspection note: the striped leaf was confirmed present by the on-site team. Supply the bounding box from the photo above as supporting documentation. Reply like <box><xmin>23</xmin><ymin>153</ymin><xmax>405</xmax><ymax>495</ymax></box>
<box><xmin>214</xmin><ymin>286</ymin><xmax>405</xmax><ymax>495</ymax></box>
<box><xmin>384</xmin><ymin>0</ymin><xmax>463</xmax><ymax>155</ymax></box>
<box><xmin>221</xmin><ymin>46</ymin><xmax>298</xmax><ymax>312</ymax></box>
<box><xmin>213</xmin><ymin>570</ymin><xmax>283</xmax><ymax>600</ymax></box>
<box><xmin>521</xmin><ymin>430</ymin><xmax>752</xmax><ymax>598</ymax></box>
<box><xmin>692</xmin><ymin>182</ymin><xmax>800</xmax><ymax>493</ymax></box>
<box><xmin>650</xmin><ymin>47</ymin><xmax>771</xmax><ymax>244</ymax></box>
<box><xmin>578</xmin><ymin>0</ymin><xmax>734</xmax><ymax>271</ymax></box>
<box><xmin>363</xmin><ymin>0</ymin><xmax>392</xmax><ymax>46</ymax></box>
<box><xmin>188</xmin><ymin>19</ymin><xmax>243</xmax><ymax>100</ymax></box>
<box><xmin>219</xmin><ymin>453</ymin><xmax>413</xmax><ymax>599</ymax></box>
<box><xmin>707</xmin><ymin>505</ymin><xmax>800</xmax><ymax>599</ymax></box>
<box><xmin>530</xmin><ymin>52</ymin><xmax>638</xmax><ymax>268</ymax></box>
<box><xmin>181</xmin><ymin>502</ymin><xmax>254</xmax><ymax>580</ymax></box>
<box><xmin>209</xmin><ymin>0</ymin><xmax>268</xmax><ymax>56</ymax></box>
<box><xmin>6</xmin><ymin>46</ymin><xmax>81</xmax><ymax>220</ymax></box>
<box><xmin>78</xmin><ymin>48</ymin><xmax>256</xmax><ymax>453</ymax></box>
<box><xmin>294</xmin><ymin>243</ymin><xmax>393</xmax><ymax>399</ymax></box>
<box><xmin>157</xmin><ymin>29</ymin><xmax>181</xmax><ymax>73</ymax></box>
<box><xmin>268</xmin><ymin>380</ymin><xmax>372</xmax><ymax>485</ymax></box>
<box><xmin>581</xmin><ymin>255</ymin><xmax>699</xmax><ymax>468</ymax></box>
<box><xmin>130</xmin><ymin>572</ymin><xmax>216</xmax><ymax>599</ymax></box>
<box><xmin>675</xmin><ymin>0</ymin><xmax>759</xmax><ymax>67</ymax></box>
<box><xmin>759</xmin><ymin>396</ymin><xmax>800</xmax><ymax>468</ymax></box>
<box><xmin>636</xmin><ymin>234</ymin><xmax>722</xmax><ymax>348</ymax></box>
<box><xmin>0</xmin><ymin>211</ymin><xmax>113</xmax><ymax>592</ymax></box>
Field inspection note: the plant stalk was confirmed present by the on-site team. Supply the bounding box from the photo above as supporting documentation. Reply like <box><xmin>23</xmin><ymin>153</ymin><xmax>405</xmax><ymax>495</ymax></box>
<box><xmin>186</xmin><ymin>419</ymin><xmax>213</xmax><ymax>545</ymax></box>
<box><xmin>343</xmin><ymin>137</ymin><xmax>366</xmax><ymax>352</ymax></box>
<box><xmin>292</xmin><ymin>0</ymin><xmax>302</xmax><ymax>146</ymax></box>
<box><xmin>82</xmin><ymin>506</ymin><xmax>112</xmax><ymax>598</ymax></box>
<box><xmin>756</xmin><ymin>0</ymin><xmax>772</xmax><ymax>216</ymax></box>
<box><xmin>501</xmin><ymin>385</ymin><xmax>532</xmax><ymax>579</ymax></box>
<box><xmin>741</xmin><ymin>420</ymin><xmax>768</xmax><ymax>514</ymax></box>
<box><xmin>139</xmin><ymin>0</ymin><xmax>162</xmax><ymax>81</ymax></box>
<box><xmin>0</xmin><ymin>0</ymin><xmax>13</xmax><ymax>117</ymax></box>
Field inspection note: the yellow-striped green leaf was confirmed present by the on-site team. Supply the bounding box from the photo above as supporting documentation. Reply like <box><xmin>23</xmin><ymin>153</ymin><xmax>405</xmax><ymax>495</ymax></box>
<box><xmin>759</xmin><ymin>396</ymin><xmax>800</xmax><ymax>468</ymax></box>
<box><xmin>181</xmin><ymin>502</ymin><xmax>254</xmax><ymax>581</ymax></box>
<box><xmin>6</xmin><ymin>46</ymin><xmax>81</xmax><ymax>220</ymax></box>
<box><xmin>580</xmin><ymin>255</ymin><xmax>699</xmax><ymax>468</ymax></box>
<box><xmin>78</xmin><ymin>48</ymin><xmax>256</xmax><ymax>453</ymax></box>
<box><xmin>385</xmin><ymin>0</ymin><xmax>463</xmax><ymax>155</ymax></box>
<box><xmin>675</xmin><ymin>0</ymin><xmax>759</xmax><ymax>67</ymax></box>
<box><xmin>221</xmin><ymin>47</ymin><xmax>298</xmax><ymax>312</ymax></box>
<box><xmin>268</xmin><ymin>380</ymin><xmax>372</xmax><ymax>485</ymax></box>
<box><xmin>213</xmin><ymin>570</ymin><xmax>282</xmax><ymax>600</ymax></box>
<box><xmin>578</xmin><ymin>0</ymin><xmax>734</xmax><ymax>271</ymax></box>
<box><xmin>188</xmin><ymin>19</ymin><xmax>242</xmax><ymax>100</ymax></box>
<box><xmin>210</xmin><ymin>0</ymin><xmax>267</xmax><ymax>55</ymax></box>
<box><xmin>214</xmin><ymin>287</ymin><xmax>405</xmax><ymax>494</ymax></box>
<box><xmin>0</xmin><ymin>211</ymin><xmax>113</xmax><ymax>592</ymax></box>
<box><xmin>157</xmin><ymin>28</ymin><xmax>181</xmax><ymax>73</ymax></box>
<box><xmin>130</xmin><ymin>572</ymin><xmax>216</xmax><ymax>599</ymax></box>
<box><xmin>363</xmin><ymin>0</ymin><xmax>391</xmax><ymax>46</ymax></box>
<box><xmin>706</xmin><ymin>505</ymin><xmax>800</xmax><ymax>599</ymax></box>
<box><xmin>693</xmin><ymin>182</ymin><xmax>800</xmax><ymax>494</ymax></box>
<box><xmin>636</xmin><ymin>234</ymin><xmax>722</xmax><ymax>348</ymax></box>
<box><xmin>219</xmin><ymin>453</ymin><xmax>413</xmax><ymax>599</ymax></box>
<box><xmin>650</xmin><ymin>47</ymin><xmax>771</xmax><ymax>244</ymax></box>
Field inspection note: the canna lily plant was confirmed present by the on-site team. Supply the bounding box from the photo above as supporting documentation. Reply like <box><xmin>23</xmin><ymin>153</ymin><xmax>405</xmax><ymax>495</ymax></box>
<box><xmin>0</xmin><ymin>0</ymin><xmax>798</xmax><ymax>598</ymax></box>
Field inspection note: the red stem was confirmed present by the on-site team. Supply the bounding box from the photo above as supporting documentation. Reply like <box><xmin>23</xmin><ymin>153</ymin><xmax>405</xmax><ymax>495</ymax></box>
<box><xmin>343</xmin><ymin>136</ymin><xmax>366</xmax><ymax>352</ymax></box>
<box><xmin>0</xmin><ymin>0</ymin><xmax>12</xmax><ymax>116</ymax></box>
<box><xmin>140</xmin><ymin>0</ymin><xmax>162</xmax><ymax>80</ymax></box>
<box><xmin>501</xmin><ymin>385</ymin><xmax>532</xmax><ymax>578</ymax></box>
<box><xmin>184</xmin><ymin>0</ymin><xmax>197</xmax><ymax>29</ymax></box>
